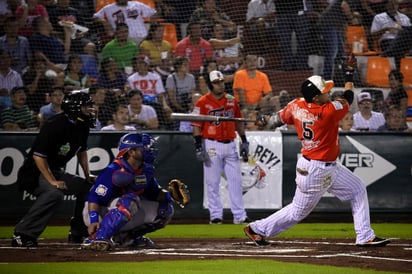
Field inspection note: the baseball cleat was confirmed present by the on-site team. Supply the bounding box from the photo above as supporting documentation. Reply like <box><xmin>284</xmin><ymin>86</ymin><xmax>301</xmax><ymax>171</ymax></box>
<box><xmin>244</xmin><ymin>225</ymin><xmax>270</xmax><ymax>246</ymax></box>
<box><xmin>209</xmin><ymin>218</ymin><xmax>222</xmax><ymax>224</ymax></box>
<box><xmin>81</xmin><ymin>239</ymin><xmax>114</xmax><ymax>251</ymax></box>
<box><xmin>356</xmin><ymin>237</ymin><xmax>390</xmax><ymax>247</ymax></box>
<box><xmin>127</xmin><ymin>236</ymin><xmax>154</xmax><ymax>248</ymax></box>
<box><xmin>234</xmin><ymin>217</ymin><xmax>252</xmax><ymax>224</ymax></box>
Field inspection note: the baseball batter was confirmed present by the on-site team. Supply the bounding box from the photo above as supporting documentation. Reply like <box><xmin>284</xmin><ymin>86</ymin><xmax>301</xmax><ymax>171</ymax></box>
<box><xmin>192</xmin><ymin>70</ymin><xmax>250</xmax><ymax>224</ymax></box>
<box><xmin>244</xmin><ymin>56</ymin><xmax>390</xmax><ymax>247</ymax></box>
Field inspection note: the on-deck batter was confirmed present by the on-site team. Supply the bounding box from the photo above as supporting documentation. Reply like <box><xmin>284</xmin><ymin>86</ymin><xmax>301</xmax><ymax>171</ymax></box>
<box><xmin>244</xmin><ymin>55</ymin><xmax>390</xmax><ymax>247</ymax></box>
<box><xmin>192</xmin><ymin>70</ymin><xmax>250</xmax><ymax>224</ymax></box>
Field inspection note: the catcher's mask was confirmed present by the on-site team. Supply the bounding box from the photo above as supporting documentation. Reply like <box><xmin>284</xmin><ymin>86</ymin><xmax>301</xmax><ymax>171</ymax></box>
<box><xmin>301</xmin><ymin>75</ymin><xmax>334</xmax><ymax>103</ymax></box>
<box><xmin>117</xmin><ymin>132</ymin><xmax>158</xmax><ymax>163</ymax></box>
<box><xmin>61</xmin><ymin>91</ymin><xmax>96</xmax><ymax>128</ymax></box>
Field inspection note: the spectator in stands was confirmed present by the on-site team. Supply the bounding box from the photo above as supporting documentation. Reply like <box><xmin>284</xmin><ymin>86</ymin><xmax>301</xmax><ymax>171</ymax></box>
<box><xmin>127</xmin><ymin>54</ymin><xmax>172</xmax><ymax>129</ymax></box>
<box><xmin>178</xmin><ymin>92</ymin><xmax>202</xmax><ymax>132</ymax></box>
<box><xmin>101</xmin><ymin>23</ymin><xmax>139</xmax><ymax>74</ymax></box>
<box><xmin>359</xmin><ymin>0</ymin><xmax>388</xmax><ymax>49</ymax></box>
<box><xmin>275</xmin><ymin>0</ymin><xmax>313</xmax><ymax>71</ymax></box>
<box><xmin>47</xmin><ymin>0</ymin><xmax>94</xmax><ymax>54</ymax></box>
<box><xmin>29</xmin><ymin>16</ymin><xmax>71</xmax><ymax>73</ymax></box>
<box><xmin>100</xmin><ymin>103</ymin><xmax>136</xmax><ymax>131</ymax></box>
<box><xmin>378</xmin><ymin>104</ymin><xmax>411</xmax><ymax>131</ymax></box>
<box><xmin>89</xmin><ymin>83</ymin><xmax>115</xmax><ymax>128</ymax></box>
<box><xmin>0</xmin><ymin>49</ymin><xmax>23</xmax><ymax>110</ymax></box>
<box><xmin>317</xmin><ymin>0</ymin><xmax>355</xmax><ymax>81</ymax></box>
<box><xmin>96</xmin><ymin>57</ymin><xmax>127</xmax><ymax>91</ymax></box>
<box><xmin>371</xmin><ymin>0</ymin><xmax>411</xmax><ymax>68</ymax></box>
<box><xmin>155</xmin><ymin>0</ymin><xmax>197</xmax><ymax>40</ymax></box>
<box><xmin>15</xmin><ymin>0</ymin><xmax>49</xmax><ymax>37</ymax></box>
<box><xmin>385</xmin><ymin>69</ymin><xmax>409</xmax><ymax>126</ymax></box>
<box><xmin>366</xmin><ymin>89</ymin><xmax>385</xmax><ymax>113</ymax></box>
<box><xmin>0</xmin><ymin>16</ymin><xmax>31</xmax><ymax>75</ymax></box>
<box><xmin>93</xmin><ymin>0</ymin><xmax>157</xmax><ymax>45</ymax></box>
<box><xmin>139</xmin><ymin>22</ymin><xmax>173</xmax><ymax>81</ymax></box>
<box><xmin>23</xmin><ymin>57</ymin><xmax>54</xmax><ymax>114</ymax></box>
<box><xmin>166</xmin><ymin>56</ymin><xmax>196</xmax><ymax>113</ymax></box>
<box><xmin>209</xmin><ymin>23</ymin><xmax>242</xmax><ymax>76</ymax></box>
<box><xmin>80</xmin><ymin>41</ymin><xmax>99</xmax><ymax>80</ymax></box>
<box><xmin>245</xmin><ymin>0</ymin><xmax>277</xmax><ymax>55</ymax></box>
<box><xmin>127</xmin><ymin>89</ymin><xmax>158</xmax><ymax>130</ymax></box>
<box><xmin>88</xmin><ymin>83</ymin><xmax>107</xmax><ymax>130</ymax></box>
<box><xmin>339</xmin><ymin>110</ymin><xmax>355</xmax><ymax>131</ymax></box>
<box><xmin>352</xmin><ymin>91</ymin><xmax>386</xmax><ymax>131</ymax></box>
<box><xmin>38</xmin><ymin>86</ymin><xmax>64</xmax><ymax>127</ymax></box>
<box><xmin>189</xmin><ymin>0</ymin><xmax>236</xmax><ymax>40</ymax></box>
<box><xmin>175</xmin><ymin>21</ymin><xmax>213</xmax><ymax>80</ymax></box>
<box><xmin>55</xmin><ymin>54</ymin><xmax>91</xmax><ymax>92</ymax></box>
<box><xmin>0</xmin><ymin>86</ymin><xmax>37</xmax><ymax>130</ymax></box>
<box><xmin>232</xmin><ymin>54</ymin><xmax>272</xmax><ymax>110</ymax></box>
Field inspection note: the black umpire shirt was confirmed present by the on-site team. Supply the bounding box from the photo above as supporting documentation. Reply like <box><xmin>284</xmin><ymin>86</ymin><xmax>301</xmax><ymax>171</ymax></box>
<box><xmin>29</xmin><ymin>113</ymin><xmax>90</xmax><ymax>170</ymax></box>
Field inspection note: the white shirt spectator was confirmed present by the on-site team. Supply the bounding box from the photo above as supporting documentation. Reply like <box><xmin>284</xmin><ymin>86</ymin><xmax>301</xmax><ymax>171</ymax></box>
<box><xmin>246</xmin><ymin>0</ymin><xmax>276</xmax><ymax>22</ymax></box>
<box><xmin>127</xmin><ymin>71</ymin><xmax>166</xmax><ymax>103</ymax></box>
<box><xmin>101</xmin><ymin>124</ymin><xmax>136</xmax><ymax>131</ymax></box>
<box><xmin>353</xmin><ymin>111</ymin><xmax>386</xmax><ymax>131</ymax></box>
<box><xmin>94</xmin><ymin>1</ymin><xmax>156</xmax><ymax>43</ymax></box>
<box><xmin>127</xmin><ymin>104</ymin><xmax>157</xmax><ymax>129</ymax></box>
<box><xmin>371</xmin><ymin>11</ymin><xmax>411</xmax><ymax>43</ymax></box>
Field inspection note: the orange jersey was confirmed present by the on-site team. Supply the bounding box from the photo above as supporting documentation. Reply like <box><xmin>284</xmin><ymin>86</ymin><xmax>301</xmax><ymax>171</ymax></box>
<box><xmin>192</xmin><ymin>93</ymin><xmax>242</xmax><ymax>140</ymax></box>
<box><xmin>232</xmin><ymin>69</ymin><xmax>272</xmax><ymax>105</ymax></box>
<box><xmin>279</xmin><ymin>98</ymin><xmax>349</xmax><ymax>161</ymax></box>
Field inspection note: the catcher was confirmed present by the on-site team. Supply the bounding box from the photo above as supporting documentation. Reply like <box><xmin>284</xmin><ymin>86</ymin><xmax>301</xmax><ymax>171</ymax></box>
<box><xmin>81</xmin><ymin>132</ymin><xmax>189</xmax><ymax>251</ymax></box>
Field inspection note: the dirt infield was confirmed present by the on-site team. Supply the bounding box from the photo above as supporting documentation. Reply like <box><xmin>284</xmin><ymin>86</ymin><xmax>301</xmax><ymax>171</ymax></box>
<box><xmin>0</xmin><ymin>238</ymin><xmax>411</xmax><ymax>273</ymax></box>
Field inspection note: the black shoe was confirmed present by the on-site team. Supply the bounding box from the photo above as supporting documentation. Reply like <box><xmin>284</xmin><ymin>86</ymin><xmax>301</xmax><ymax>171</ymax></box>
<box><xmin>12</xmin><ymin>233</ymin><xmax>38</xmax><ymax>247</ymax></box>
<box><xmin>356</xmin><ymin>236</ymin><xmax>390</xmax><ymax>247</ymax></box>
<box><xmin>234</xmin><ymin>217</ymin><xmax>252</xmax><ymax>224</ymax></box>
<box><xmin>209</xmin><ymin>218</ymin><xmax>223</xmax><ymax>224</ymax></box>
<box><xmin>68</xmin><ymin>232</ymin><xmax>87</xmax><ymax>244</ymax></box>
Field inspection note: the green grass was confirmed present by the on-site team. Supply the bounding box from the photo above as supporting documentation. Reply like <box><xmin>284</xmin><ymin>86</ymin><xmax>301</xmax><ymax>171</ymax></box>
<box><xmin>1</xmin><ymin>223</ymin><xmax>410</xmax><ymax>274</ymax></box>
<box><xmin>1</xmin><ymin>223</ymin><xmax>411</xmax><ymax>239</ymax></box>
<box><xmin>0</xmin><ymin>261</ymin><xmax>402</xmax><ymax>274</ymax></box>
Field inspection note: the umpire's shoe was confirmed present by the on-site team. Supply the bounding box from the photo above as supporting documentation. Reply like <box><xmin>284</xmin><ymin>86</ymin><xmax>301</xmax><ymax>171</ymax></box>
<box><xmin>12</xmin><ymin>233</ymin><xmax>38</xmax><ymax>247</ymax></box>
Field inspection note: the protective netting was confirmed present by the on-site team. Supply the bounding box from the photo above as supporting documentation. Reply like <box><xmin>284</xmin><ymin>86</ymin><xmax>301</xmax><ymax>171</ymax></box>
<box><xmin>0</xmin><ymin>0</ymin><xmax>411</xmax><ymax>131</ymax></box>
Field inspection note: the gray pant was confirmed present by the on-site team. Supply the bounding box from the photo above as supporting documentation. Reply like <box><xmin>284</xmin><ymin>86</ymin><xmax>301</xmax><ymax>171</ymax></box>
<box><xmin>14</xmin><ymin>170</ymin><xmax>92</xmax><ymax>239</ymax></box>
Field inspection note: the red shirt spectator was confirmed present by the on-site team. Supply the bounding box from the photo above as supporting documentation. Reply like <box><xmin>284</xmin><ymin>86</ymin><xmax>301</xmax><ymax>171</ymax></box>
<box><xmin>16</xmin><ymin>0</ymin><xmax>49</xmax><ymax>37</ymax></box>
<box><xmin>175</xmin><ymin>21</ymin><xmax>213</xmax><ymax>73</ymax></box>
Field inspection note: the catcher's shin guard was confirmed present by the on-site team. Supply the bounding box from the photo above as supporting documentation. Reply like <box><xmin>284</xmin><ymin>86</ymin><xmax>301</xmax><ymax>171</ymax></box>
<box><xmin>95</xmin><ymin>209</ymin><xmax>128</xmax><ymax>240</ymax></box>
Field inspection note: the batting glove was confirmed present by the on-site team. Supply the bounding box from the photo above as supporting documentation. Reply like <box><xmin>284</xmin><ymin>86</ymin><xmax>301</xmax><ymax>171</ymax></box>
<box><xmin>240</xmin><ymin>141</ymin><xmax>249</xmax><ymax>162</ymax></box>
<box><xmin>195</xmin><ymin>146</ymin><xmax>208</xmax><ymax>162</ymax></box>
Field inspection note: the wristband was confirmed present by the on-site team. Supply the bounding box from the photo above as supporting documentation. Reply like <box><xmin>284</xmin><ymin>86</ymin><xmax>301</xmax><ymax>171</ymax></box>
<box><xmin>89</xmin><ymin>210</ymin><xmax>99</xmax><ymax>224</ymax></box>
<box><xmin>345</xmin><ymin>71</ymin><xmax>354</xmax><ymax>82</ymax></box>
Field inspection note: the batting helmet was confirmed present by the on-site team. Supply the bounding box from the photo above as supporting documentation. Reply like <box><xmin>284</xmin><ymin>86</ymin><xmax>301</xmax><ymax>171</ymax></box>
<box><xmin>117</xmin><ymin>132</ymin><xmax>158</xmax><ymax>163</ymax></box>
<box><xmin>301</xmin><ymin>75</ymin><xmax>334</xmax><ymax>103</ymax></box>
<box><xmin>61</xmin><ymin>91</ymin><xmax>95</xmax><ymax>127</ymax></box>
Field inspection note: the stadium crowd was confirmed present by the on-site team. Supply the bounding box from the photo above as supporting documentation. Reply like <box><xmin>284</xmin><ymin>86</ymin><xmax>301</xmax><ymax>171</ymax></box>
<box><xmin>0</xmin><ymin>0</ymin><xmax>410</xmax><ymax>132</ymax></box>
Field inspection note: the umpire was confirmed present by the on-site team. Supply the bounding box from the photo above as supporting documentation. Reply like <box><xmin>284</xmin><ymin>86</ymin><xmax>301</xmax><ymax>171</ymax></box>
<box><xmin>12</xmin><ymin>92</ymin><xmax>96</xmax><ymax>247</ymax></box>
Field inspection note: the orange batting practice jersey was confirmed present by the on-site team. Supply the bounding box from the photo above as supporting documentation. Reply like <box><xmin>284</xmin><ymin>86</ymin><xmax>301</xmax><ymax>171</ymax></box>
<box><xmin>279</xmin><ymin>98</ymin><xmax>349</xmax><ymax>162</ymax></box>
<box><xmin>192</xmin><ymin>93</ymin><xmax>242</xmax><ymax>141</ymax></box>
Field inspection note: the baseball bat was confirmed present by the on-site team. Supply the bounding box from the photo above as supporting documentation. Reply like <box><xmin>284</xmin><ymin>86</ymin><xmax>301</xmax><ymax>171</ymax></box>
<box><xmin>171</xmin><ymin>113</ymin><xmax>255</xmax><ymax>122</ymax></box>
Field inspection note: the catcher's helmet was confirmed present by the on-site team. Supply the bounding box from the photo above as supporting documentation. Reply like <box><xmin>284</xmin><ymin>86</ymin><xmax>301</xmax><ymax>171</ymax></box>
<box><xmin>117</xmin><ymin>133</ymin><xmax>158</xmax><ymax>163</ymax></box>
<box><xmin>301</xmin><ymin>75</ymin><xmax>334</xmax><ymax>103</ymax></box>
<box><xmin>61</xmin><ymin>91</ymin><xmax>95</xmax><ymax>127</ymax></box>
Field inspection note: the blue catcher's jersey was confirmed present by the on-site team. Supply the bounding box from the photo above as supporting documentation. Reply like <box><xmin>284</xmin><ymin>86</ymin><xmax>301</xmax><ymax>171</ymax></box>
<box><xmin>87</xmin><ymin>158</ymin><xmax>161</xmax><ymax>206</ymax></box>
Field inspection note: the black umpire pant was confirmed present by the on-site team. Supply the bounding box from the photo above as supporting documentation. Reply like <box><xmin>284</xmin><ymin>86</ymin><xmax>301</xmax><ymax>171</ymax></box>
<box><xmin>14</xmin><ymin>170</ymin><xmax>91</xmax><ymax>239</ymax></box>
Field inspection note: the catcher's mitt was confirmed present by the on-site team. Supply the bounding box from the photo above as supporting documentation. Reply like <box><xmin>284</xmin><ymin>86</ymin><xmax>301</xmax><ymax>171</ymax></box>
<box><xmin>168</xmin><ymin>179</ymin><xmax>190</xmax><ymax>208</ymax></box>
